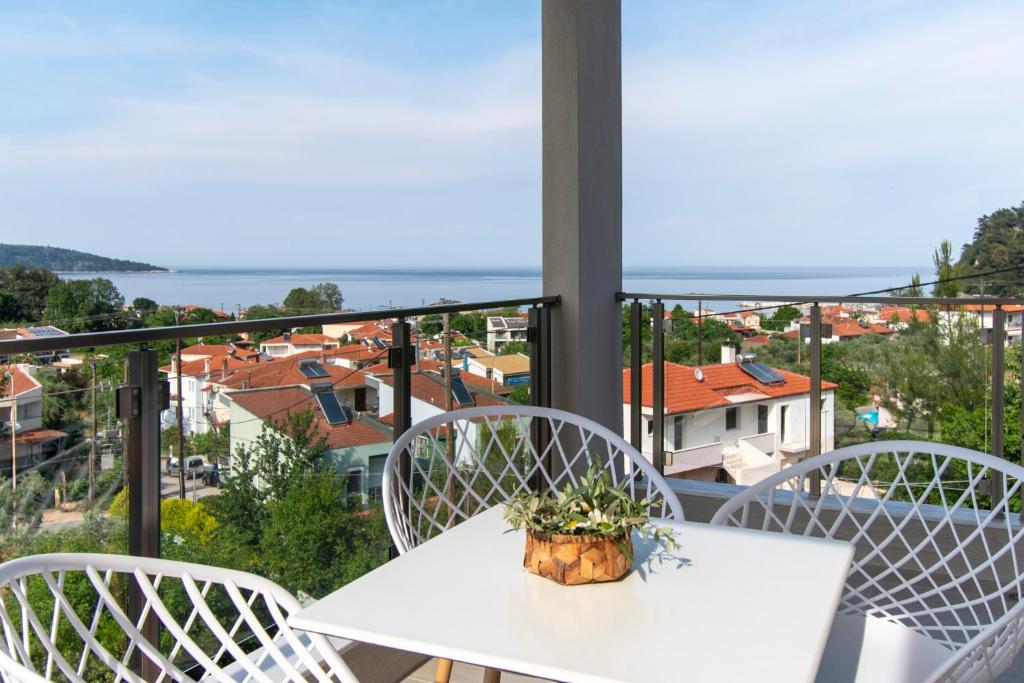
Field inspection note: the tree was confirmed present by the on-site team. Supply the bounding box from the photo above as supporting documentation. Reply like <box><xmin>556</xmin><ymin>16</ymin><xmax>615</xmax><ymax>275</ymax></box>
<box><xmin>204</xmin><ymin>410</ymin><xmax>327</xmax><ymax>547</ymax></box>
<box><xmin>283</xmin><ymin>283</ymin><xmax>343</xmax><ymax>313</ymax></box>
<box><xmin>932</xmin><ymin>240</ymin><xmax>962</xmax><ymax>298</ymax></box>
<box><xmin>33</xmin><ymin>366</ymin><xmax>85</xmax><ymax>430</ymax></box>
<box><xmin>508</xmin><ymin>385</ymin><xmax>531</xmax><ymax>404</ymax></box>
<box><xmin>259</xmin><ymin>475</ymin><xmax>389</xmax><ymax>597</ymax></box>
<box><xmin>0</xmin><ymin>265</ymin><xmax>60</xmax><ymax>322</ymax></box>
<box><xmin>892</xmin><ymin>273</ymin><xmax>924</xmax><ymax>298</ymax></box>
<box><xmin>761</xmin><ymin>305</ymin><xmax>801</xmax><ymax>332</ymax></box>
<box><xmin>499</xmin><ymin>341</ymin><xmax>529</xmax><ymax>355</ymax></box>
<box><xmin>42</xmin><ymin>278</ymin><xmax>125</xmax><ymax>333</ymax></box>
<box><xmin>0</xmin><ymin>292</ymin><xmax>19</xmax><ymax>323</ymax></box>
<box><xmin>131</xmin><ymin>297</ymin><xmax>158</xmax><ymax>313</ymax></box>
<box><xmin>958</xmin><ymin>202</ymin><xmax>1024</xmax><ymax>296</ymax></box>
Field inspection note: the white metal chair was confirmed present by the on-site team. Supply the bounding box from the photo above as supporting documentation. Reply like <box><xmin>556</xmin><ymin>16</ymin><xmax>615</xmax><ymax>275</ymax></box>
<box><xmin>709</xmin><ymin>440</ymin><xmax>1024</xmax><ymax>683</ymax></box>
<box><xmin>383</xmin><ymin>405</ymin><xmax>685</xmax><ymax>555</ymax></box>
<box><xmin>0</xmin><ymin>553</ymin><xmax>361</xmax><ymax>683</ymax></box>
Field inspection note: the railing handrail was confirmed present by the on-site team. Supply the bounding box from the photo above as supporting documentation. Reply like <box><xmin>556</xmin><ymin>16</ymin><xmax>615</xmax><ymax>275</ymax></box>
<box><xmin>0</xmin><ymin>296</ymin><xmax>560</xmax><ymax>354</ymax></box>
<box><xmin>617</xmin><ymin>292</ymin><xmax>1024</xmax><ymax>307</ymax></box>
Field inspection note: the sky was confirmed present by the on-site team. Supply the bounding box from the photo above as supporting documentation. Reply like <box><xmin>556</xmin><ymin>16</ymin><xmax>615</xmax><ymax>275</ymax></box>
<box><xmin>1</xmin><ymin>0</ymin><xmax>1022</xmax><ymax>269</ymax></box>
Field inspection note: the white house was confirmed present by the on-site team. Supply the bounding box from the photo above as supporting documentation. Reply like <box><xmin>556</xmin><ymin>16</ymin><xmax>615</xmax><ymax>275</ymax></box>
<box><xmin>260</xmin><ymin>333</ymin><xmax>340</xmax><ymax>358</ymax></box>
<box><xmin>228</xmin><ymin>387</ymin><xmax>392</xmax><ymax>501</ymax></box>
<box><xmin>1</xmin><ymin>364</ymin><xmax>66</xmax><ymax>471</ymax></box>
<box><xmin>622</xmin><ymin>346</ymin><xmax>836</xmax><ymax>486</ymax></box>
<box><xmin>465</xmin><ymin>353</ymin><xmax>531</xmax><ymax>388</ymax></box>
<box><xmin>161</xmin><ymin>352</ymin><xmax>260</xmax><ymax>435</ymax></box>
<box><xmin>485</xmin><ymin>316</ymin><xmax>528</xmax><ymax>353</ymax></box>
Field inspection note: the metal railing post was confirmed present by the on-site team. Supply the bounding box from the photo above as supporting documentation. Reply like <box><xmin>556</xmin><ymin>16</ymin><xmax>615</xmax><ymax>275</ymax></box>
<box><xmin>389</xmin><ymin>320</ymin><xmax>413</xmax><ymax>558</ymax></box>
<box><xmin>120</xmin><ymin>347</ymin><xmax>167</xmax><ymax>681</ymax></box>
<box><xmin>991</xmin><ymin>306</ymin><xmax>1005</xmax><ymax>511</ymax></box>
<box><xmin>529</xmin><ymin>306</ymin><xmax>552</xmax><ymax>489</ymax></box>
<box><xmin>630</xmin><ymin>301</ymin><xmax>643</xmax><ymax>451</ymax></box>
<box><xmin>809</xmin><ymin>303</ymin><xmax>822</xmax><ymax>497</ymax></box>
<box><xmin>652</xmin><ymin>300</ymin><xmax>665</xmax><ymax>475</ymax></box>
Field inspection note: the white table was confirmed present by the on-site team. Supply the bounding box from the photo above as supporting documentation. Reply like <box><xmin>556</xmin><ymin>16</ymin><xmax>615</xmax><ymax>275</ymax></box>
<box><xmin>290</xmin><ymin>508</ymin><xmax>854</xmax><ymax>683</ymax></box>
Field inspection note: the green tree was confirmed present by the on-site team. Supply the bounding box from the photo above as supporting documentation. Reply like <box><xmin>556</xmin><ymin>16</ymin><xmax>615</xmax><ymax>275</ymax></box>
<box><xmin>499</xmin><ymin>341</ymin><xmax>529</xmax><ymax>355</ymax></box>
<box><xmin>131</xmin><ymin>297</ymin><xmax>158</xmax><ymax>313</ymax></box>
<box><xmin>761</xmin><ymin>305</ymin><xmax>801</xmax><ymax>332</ymax></box>
<box><xmin>958</xmin><ymin>202</ymin><xmax>1024</xmax><ymax>297</ymax></box>
<box><xmin>932</xmin><ymin>240</ymin><xmax>962</xmax><ymax>298</ymax></box>
<box><xmin>0</xmin><ymin>265</ymin><xmax>60</xmax><ymax>322</ymax></box>
<box><xmin>892</xmin><ymin>273</ymin><xmax>924</xmax><ymax>297</ymax></box>
<box><xmin>43</xmin><ymin>278</ymin><xmax>125</xmax><ymax>333</ymax></box>
<box><xmin>204</xmin><ymin>410</ymin><xmax>327</xmax><ymax>547</ymax></box>
<box><xmin>508</xmin><ymin>385</ymin><xmax>531</xmax><ymax>404</ymax></box>
<box><xmin>283</xmin><ymin>283</ymin><xmax>343</xmax><ymax>313</ymax></box>
<box><xmin>260</xmin><ymin>475</ymin><xmax>389</xmax><ymax>597</ymax></box>
<box><xmin>0</xmin><ymin>292</ymin><xmax>19</xmax><ymax>323</ymax></box>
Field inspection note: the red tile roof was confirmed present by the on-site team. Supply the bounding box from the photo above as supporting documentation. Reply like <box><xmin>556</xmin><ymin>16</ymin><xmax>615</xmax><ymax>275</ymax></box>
<box><xmin>261</xmin><ymin>333</ymin><xmax>340</xmax><ymax>347</ymax></box>
<box><xmin>229</xmin><ymin>388</ymin><xmax>391</xmax><ymax>449</ymax></box>
<box><xmin>623</xmin><ymin>362</ymin><xmax>837</xmax><ymax>415</ymax></box>
<box><xmin>1</xmin><ymin>366</ymin><xmax>40</xmax><ymax>397</ymax></box>
<box><xmin>376</xmin><ymin>372</ymin><xmax>506</xmax><ymax>415</ymax></box>
<box><xmin>218</xmin><ymin>357</ymin><xmax>369</xmax><ymax>391</ymax></box>
<box><xmin>831</xmin><ymin>320</ymin><xmax>894</xmax><ymax>338</ymax></box>
<box><xmin>180</xmin><ymin>343</ymin><xmax>260</xmax><ymax>360</ymax></box>
<box><xmin>878</xmin><ymin>307</ymin><xmax>934</xmax><ymax>324</ymax></box>
<box><xmin>160</xmin><ymin>356</ymin><xmax>255</xmax><ymax>378</ymax></box>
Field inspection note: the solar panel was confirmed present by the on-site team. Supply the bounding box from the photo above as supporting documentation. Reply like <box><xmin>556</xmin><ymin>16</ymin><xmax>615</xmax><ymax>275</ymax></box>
<box><xmin>315</xmin><ymin>391</ymin><xmax>349</xmax><ymax>425</ymax></box>
<box><xmin>298</xmin><ymin>360</ymin><xmax>330</xmax><ymax>378</ymax></box>
<box><xmin>739</xmin><ymin>362</ymin><xmax>786</xmax><ymax>386</ymax></box>
<box><xmin>372</xmin><ymin>336</ymin><xmax>388</xmax><ymax>350</ymax></box>
<box><xmin>27</xmin><ymin>326</ymin><xmax>67</xmax><ymax>337</ymax></box>
<box><xmin>451</xmin><ymin>375</ymin><xmax>475</xmax><ymax>407</ymax></box>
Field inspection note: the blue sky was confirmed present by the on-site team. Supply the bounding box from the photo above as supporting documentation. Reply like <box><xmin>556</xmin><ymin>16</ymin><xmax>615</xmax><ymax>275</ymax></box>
<box><xmin>1</xmin><ymin>1</ymin><xmax>1021</xmax><ymax>268</ymax></box>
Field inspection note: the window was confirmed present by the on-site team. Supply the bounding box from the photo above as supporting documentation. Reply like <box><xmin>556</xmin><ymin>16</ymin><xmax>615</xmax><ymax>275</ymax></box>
<box><xmin>673</xmin><ymin>416</ymin><xmax>683</xmax><ymax>450</ymax></box>
<box><xmin>758</xmin><ymin>405</ymin><xmax>768</xmax><ymax>434</ymax></box>
<box><xmin>780</xmin><ymin>405</ymin><xmax>789</xmax><ymax>443</ymax></box>
<box><xmin>346</xmin><ymin>469</ymin><xmax>363</xmax><ymax>497</ymax></box>
<box><xmin>647</xmin><ymin>419</ymin><xmax>654</xmax><ymax>436</ymax></box>
<box><xmin>726</xmin><ymin>407</ymin><xmax>739</xmax><ymax>430</ymax></box>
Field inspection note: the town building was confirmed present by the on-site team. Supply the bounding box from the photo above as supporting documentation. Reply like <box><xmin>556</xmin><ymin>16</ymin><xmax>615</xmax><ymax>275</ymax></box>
<box><xmin>0</xmin><ymin>364</ymin><xmax>67</xmax><ymax>472</ymax></box>
<box><xmin>622</xmin><ymin>346</ymin><xmax>836</xmax><ymax>486</ymax></box>
<box><xmin>259</xmin><ymin>333</ymin><xmax>340</xmax><ymax>358</ymax></box>
<box><xmin>464</xmin><ymin>353</ymin><xmax>531</xmax><ymax>388</ymax></box>
<box><xmin>485</xmin><ymin>316</ymin><xmax>528</xmax><ymax>353</ymax></box>
<box><xmin>0</xmin><ymin>327</ymin><xmax>70</xmax><ymax>365</ymax></box>
<box><xmin>227</xmin><ymin>387</ymin><xmax>393</xmax><ymax>501</ymax></box>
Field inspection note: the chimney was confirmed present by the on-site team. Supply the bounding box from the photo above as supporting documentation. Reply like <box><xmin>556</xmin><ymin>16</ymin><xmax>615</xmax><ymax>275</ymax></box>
<box><xmin>221</xmin><ymin>358</ymin><xmax>229</xmax><ymax>381</ymax></box>
<box><xmin>283</xmin><ymin>332</ymin><xmax>291</xmax><ymax>343</ymax></box>
<box><xmin>171</xmin><ymin>356</ymin><xmax>178</xmax><ymax>374</ymax></box>
<box><xmin>721</xmin><ymin>344</ymin><xmax>737</xmax><ymax>365</ymax></box>
<box><xmin>203</xmin><ymin>358</ymin><xmax>211</xmax><ymax>375</ymax></box>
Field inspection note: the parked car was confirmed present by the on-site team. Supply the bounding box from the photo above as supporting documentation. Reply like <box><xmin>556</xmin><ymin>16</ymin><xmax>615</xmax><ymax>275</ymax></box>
<box><xmin>166</xmin><ymin>456</ymin><xmax>205</xmax><ymax>476</ymax></box>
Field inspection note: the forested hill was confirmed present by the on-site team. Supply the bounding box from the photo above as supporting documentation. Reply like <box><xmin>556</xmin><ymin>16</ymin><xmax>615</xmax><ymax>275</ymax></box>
<box><xmin>956</xmin><ymin>202</ymin><xmax>1024</xmax><ymax>296</ymax></box>
<box><xmin>0</xmin><ymin>244</ymin><xmax>167</xmax><ymax>272</ymax></box>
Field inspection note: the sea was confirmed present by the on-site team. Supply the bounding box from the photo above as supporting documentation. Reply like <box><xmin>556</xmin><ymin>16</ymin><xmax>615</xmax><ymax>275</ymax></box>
<box><xmin>61</xmin><ymin>266</ymin><xmax>929</xmax><ymax>314</ymax></box>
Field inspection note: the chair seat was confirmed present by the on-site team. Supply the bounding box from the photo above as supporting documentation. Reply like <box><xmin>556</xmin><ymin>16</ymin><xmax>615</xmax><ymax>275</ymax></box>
<box><xmin>815</xmin><ymin>613</ymin><xmax>953</xmax><ymax>683</ymax></box>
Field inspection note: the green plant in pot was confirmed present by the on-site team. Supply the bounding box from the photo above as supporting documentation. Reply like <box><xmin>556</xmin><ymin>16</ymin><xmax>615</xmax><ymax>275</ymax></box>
<box><xmin>503</xmin><ymin>464</ymin><xmax>679</xmax><ymax>585</ymax></box>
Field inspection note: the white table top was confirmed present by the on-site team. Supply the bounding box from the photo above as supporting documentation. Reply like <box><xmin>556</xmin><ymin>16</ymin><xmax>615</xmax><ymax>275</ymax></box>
<box><xmin>290</xmin><ymin>508</ymin><xmax>854</xmax><ymax>683</ymax></box>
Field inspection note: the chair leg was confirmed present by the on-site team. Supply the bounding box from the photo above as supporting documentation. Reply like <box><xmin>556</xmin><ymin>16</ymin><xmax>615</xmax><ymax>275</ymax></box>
<box><xmin>482</xmin><ymin>668</ymin><xmax>501</xmax><ymax>683</ymax></box>
<box><xmin>434</xmin><ymin>658</ymin><xmax>453</xmax><ymax>683</ymax></box>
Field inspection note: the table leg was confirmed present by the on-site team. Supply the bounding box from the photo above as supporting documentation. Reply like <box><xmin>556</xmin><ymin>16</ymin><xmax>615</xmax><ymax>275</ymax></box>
<box><xmin>434</xmin><ymin>658</ymin><xmax>453</xmax><ymax>683</ymax></box>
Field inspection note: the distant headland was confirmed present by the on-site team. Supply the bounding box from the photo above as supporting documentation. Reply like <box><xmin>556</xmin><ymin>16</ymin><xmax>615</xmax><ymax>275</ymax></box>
<box><xmin>0</xmin><ymin>244</ymin><xmax>167</xmax><ymax>273</ymax></box>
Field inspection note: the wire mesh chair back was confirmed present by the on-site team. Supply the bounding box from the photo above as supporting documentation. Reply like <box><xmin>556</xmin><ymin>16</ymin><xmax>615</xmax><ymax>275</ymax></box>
<box><xmin>382</xmin><ymin>405</ymin><xmax>684</xmax><ymax>554</ymax></box>
<box><xmin>0</xmin><ymin>553</ymin><xmax>359</xmax><ymax>683</ymax></box>
<box><xmin>709</xmin><ymin>440</ymin><xmax>1024</xmax><ymax>681</ymax></box>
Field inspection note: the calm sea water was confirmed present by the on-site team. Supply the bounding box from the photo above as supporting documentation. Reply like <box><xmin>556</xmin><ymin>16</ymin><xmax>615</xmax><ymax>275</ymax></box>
<box><xmin>62</xmin><ymin>266</ymin><xmax>928</xmax><ymax>313</ymax></box>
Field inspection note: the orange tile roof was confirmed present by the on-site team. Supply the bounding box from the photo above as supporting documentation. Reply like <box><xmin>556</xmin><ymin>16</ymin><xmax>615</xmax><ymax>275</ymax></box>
<box><xmin>1</xmin><ymin>366</ymin><xmax>40</xmax><ymax>397</ymax></box>
<box><xmin>229</xmin><ymin>388</ymin><xmax>391</xmax><ymax>449</ymax></box>
<box><xmin>623</xmin><ymin>362</ymin><xmax>837</xmax><ymax>415</ymax></box>
<box><xmin>878</xmin><ymin>307</ymin><xmax>933</xmax><ymax>324</ymax></box>
<box><xmin>160</xmin><ymin>356</ymin><xmax>254</xmax><ymax>378</ymax></box>
<box><xmin>830</xmin><ymin>320</ymin><xmax>894</xmax><ymax>338</ymax></box>
<box><xmin>261</xmin><ymin>333</ymin><xmax>340</xmax><ymax>346</ymax></box>
<box><xmin>377</xmin><ymin>372</ymin><xmax>507</xmax><ymax>414</ymax></box>
<box><xmin>218</xmin><ymin>357</ymin><xmax>369</xmax><ymax>391</ymax></box>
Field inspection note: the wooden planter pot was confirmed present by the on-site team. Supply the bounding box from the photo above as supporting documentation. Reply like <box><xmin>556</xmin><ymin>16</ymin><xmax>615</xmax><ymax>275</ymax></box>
<box><xmin>523</xmin><ymin>530</ymin><xmax>632</xmax><ymax>585</ymax></box>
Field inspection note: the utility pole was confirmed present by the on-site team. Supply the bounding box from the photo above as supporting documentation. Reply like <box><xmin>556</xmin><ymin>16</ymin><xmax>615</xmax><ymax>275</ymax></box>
<box><xmin>89</xmin><ymin>360</ymin><xmax>97</xmax><ymax>504</ymax></box>
<box><xmin>175</xmin><ymin>307</ymin><xmax>185</xmax><ymax>499</ymax></box>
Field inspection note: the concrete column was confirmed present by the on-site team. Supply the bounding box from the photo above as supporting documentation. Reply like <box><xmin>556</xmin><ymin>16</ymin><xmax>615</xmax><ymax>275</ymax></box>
<box><xmin>542</xmin><ymin>0</ymin><xmax>623</xmax><ymax>430</ymax></box>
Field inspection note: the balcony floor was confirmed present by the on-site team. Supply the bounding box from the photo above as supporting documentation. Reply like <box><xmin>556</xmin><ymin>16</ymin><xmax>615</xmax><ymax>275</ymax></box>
<box><xmin>405</xmin><ymin>660</ymin><xmax>549</xmax><ymax>683</ymax></box>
